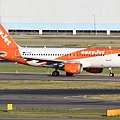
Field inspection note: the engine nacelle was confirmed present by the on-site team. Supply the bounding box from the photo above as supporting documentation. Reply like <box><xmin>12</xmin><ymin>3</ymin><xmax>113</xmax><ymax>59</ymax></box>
<box><xmin>64</xmin><ymin>63</ymin><xmax>83</xmax><ymax>74</ymax></box>
<box><xmin>85</xmin><ymin>68</ymin><xmax>103</xmax><ymax>73</ymax></box>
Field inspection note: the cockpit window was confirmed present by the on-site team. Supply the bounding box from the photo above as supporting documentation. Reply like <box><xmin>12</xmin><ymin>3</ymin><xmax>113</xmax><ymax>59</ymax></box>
<box><xmin>118</xmin><ymin>54</ymin><xmax>120</xmax><ymax>57</ymax></box>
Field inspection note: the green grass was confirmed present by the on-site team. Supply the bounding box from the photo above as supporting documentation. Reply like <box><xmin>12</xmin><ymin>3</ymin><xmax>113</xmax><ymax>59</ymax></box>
<box><xmin>0</xmin><ymin>63</ymin><xmax>50</xmax><ymax>74</ymax></box>
<box><xmin>0</xmin><ymin>63</ymin><xmax>120</xmax><ymax>76</ymax></box>
<box><xmin>0</xmin><ymin>81</ymin><xmax>120</xmax><ymax>90</ymax></box>
<box><xmin>86</xmin><ymin>94</ymin><xmax>120</xmax><ymax>101</ymax></box>
<box><xmin>11</xmin><ymin>35</ymin><xmax>120</xmax><ymax>48</ymax></box>
<box><xmin>16</xmin><ymin>39</ymin><xmax>120</xmax><ymax>48</ymax></box>
<box><xmin>0</xmin><ymin>109</ymin><xmax>120</xmax><ymax>119</ymax></box>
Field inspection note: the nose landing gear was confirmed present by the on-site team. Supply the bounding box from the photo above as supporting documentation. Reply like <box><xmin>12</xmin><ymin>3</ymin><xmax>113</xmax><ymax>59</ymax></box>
<box><xmin>109</xmin><ymin>67</ymin><xmax>114</xmax><ymax>77</ymax></box>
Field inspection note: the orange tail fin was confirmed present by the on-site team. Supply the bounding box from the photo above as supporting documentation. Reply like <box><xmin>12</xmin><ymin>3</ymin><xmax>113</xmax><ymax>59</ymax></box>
<box><xmin>0</xmin><ymin>24</ymin><xmax>18</xmax><ymax>49</ymax></box>
<box><xmin>0</xmin><ymin>24</ymin><xmax>21</xmax><ymax>62</ymax></box>
<box><xmin>0</xmin><ymin>24</ymin><xmax>28</xmax><ymax>65</ymax></box>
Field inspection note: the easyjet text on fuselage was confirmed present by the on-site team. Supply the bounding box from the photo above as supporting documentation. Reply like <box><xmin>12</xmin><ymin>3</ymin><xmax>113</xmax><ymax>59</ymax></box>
<box><xmin>81</xmin><ymin>50</ymin><xmax>105</xmax><ymax>55</ymax></box>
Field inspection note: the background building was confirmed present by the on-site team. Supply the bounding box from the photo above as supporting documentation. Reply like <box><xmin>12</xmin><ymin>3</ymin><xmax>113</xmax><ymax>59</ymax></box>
<box><xmin>0</xmin><ymin>0</ymin><xmax>120</xmax><ymax>35</ymax></box>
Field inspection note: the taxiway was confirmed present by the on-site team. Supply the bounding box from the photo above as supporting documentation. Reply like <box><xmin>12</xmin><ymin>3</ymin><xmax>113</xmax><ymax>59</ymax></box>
<box><xmin>0</xmin><ymin>89</ymin><xmax>120</xmax><ymax>110</ymax></box>
<box><xmin>0</xmin><ymin>73</ymin><xmax>120</xmax><ymax>82</ymax></box>
<box><xmin>0</xmin><ymin>74</ymin><xmax>120</xmax><ymax>111</ymax></box>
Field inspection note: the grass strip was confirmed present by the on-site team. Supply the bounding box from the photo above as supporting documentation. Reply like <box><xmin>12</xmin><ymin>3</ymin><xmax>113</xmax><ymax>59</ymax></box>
<box><xmin>14</xmin><ymin>37</ymin><xmax>120</xmax><ymax>49</ymax></box>
<box><xmin>0</xmin><ymin>81</ymin><xmax>120</xmax><ymax>90</ymax></box>
<box><xmin>0</xmin><ymin>63</ymin><xmax>120</xmax><ymax>75</ymax></box>
<box><xmin>0</xmin><ymin>109</ymin><xmax>120</xmax><ymax>119</ymax></box>
<box><xmin>86</xmin><ymin>94</ymin><xmax>120</xmax><ymax>101</ymax></box>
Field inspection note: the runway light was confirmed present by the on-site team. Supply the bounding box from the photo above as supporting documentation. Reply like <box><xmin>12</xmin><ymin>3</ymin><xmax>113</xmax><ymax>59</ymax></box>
<box><xmin>7</xmin><ymin>104</ymin><xmax>13</xmax><ymax>111</ymax></box>
<box><xmin>16</xmin><ymin>69</ymin><xmax>18</xmax><ymax>74</ymax></box>
<box><xmin>107</xmin><ymin>109</ymin><xmax>120</xmax><ymax>116</ymax></box>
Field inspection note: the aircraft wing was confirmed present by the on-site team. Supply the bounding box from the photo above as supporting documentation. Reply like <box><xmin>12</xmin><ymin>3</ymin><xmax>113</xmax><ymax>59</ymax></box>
<box><xmin>22</xmin><ymin>56</ymin><xmax>91</xmax><ymax>68</ymax></box>
<box><xmin>22</xmin><ymin>56</ymin><xmax>66</xmax><ymax>67</ymax></box>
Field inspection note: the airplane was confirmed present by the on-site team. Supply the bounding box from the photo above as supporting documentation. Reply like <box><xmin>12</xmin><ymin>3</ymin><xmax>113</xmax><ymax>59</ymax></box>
<box><xmin>0</xmin><ymin>23</ymin><xmax>120</xmax><ymax>77</ymax></box>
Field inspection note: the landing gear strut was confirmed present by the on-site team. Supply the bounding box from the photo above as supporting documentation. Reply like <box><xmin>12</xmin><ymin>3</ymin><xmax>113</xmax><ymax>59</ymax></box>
<box><xmin>109</xmin><ymin>67</ymin><xmax>114</xmax><ymax>77</ymax></box>
<box><xmin>52</xmin><ymin>71</ymin><xmax>59</xmax><ymax>76</ymax></box>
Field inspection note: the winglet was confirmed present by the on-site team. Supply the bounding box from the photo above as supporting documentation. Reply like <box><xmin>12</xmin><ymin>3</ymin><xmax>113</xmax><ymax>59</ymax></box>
<box><xmin>0</xmin><ymin>24</ymin><xmax>18</xmax><ymax>49</ymax></box>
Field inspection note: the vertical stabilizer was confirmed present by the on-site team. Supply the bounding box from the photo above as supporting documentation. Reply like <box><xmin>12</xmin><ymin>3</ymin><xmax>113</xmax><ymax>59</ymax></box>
<box><xmin>0</xmin><ymin>24</ymin><xmax>22</xmax><ymax>62</ymax></box>
<box><xmin>0</xmin><ymin>24</ymin><xmax>18</xmax><ymax>49</ymax></box>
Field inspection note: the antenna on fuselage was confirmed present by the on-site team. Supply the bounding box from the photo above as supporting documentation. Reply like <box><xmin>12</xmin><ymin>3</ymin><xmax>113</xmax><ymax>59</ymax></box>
<box><xmin>44</xmin><ymin>45</ymin><xmax>46</xmax><ymax>48</ymax></box>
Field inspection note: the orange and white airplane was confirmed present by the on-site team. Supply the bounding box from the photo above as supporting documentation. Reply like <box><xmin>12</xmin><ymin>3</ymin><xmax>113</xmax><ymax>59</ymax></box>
<box><xmin>0</xmin><ymin>24</ymin><xmax>120</xmax><ymax>77</ymax></box>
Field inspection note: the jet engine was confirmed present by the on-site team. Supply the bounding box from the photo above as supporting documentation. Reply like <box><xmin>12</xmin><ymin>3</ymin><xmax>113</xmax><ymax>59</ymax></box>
<box><xmin>64</xmin><ymin>63</ymin><xmax>83</xmax><ymax>74</ymax></box>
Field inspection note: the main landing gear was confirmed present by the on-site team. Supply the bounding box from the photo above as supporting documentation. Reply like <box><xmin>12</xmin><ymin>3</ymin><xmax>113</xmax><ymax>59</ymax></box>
<box><xmin>52</xmin><ymin>71</ymin><xmax>59</xmax><ymax>76</ymax></box>
<box><xmin>66</xmin><ymin>72</ymin><xmax>73</xmax><ymax>76</ymax></box>
<box><xmin>109</xmin><ymin>67</ymin><xmax>114</xmax><ymax>77</ymax></box>
<box><xmin>52</xmin><ymin>71</ymin><xmax>74</xmax><ymax>76</ymax></box>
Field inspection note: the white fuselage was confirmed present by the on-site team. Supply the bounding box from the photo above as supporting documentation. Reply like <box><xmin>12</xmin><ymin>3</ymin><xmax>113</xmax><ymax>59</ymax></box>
<box><xmin>19</xmin><ymin>48</ymin><xmax>120</xmax><ymax>68</ymax></box>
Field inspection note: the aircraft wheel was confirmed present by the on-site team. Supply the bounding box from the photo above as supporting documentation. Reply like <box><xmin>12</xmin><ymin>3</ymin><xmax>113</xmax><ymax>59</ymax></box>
<box><xmin>52</xmin><ymin>71</ymin><xmax>59</xmax><ymax>76</ymax></box>
<box><xmin>109</xmin><ymin>73</ymin><xmax>114</xmax><ymax>77</ymax></box>
<box><xmin>66</xmin><ymin>72</ymin><xmax>73</xmax><ymax>76</ymax></box>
